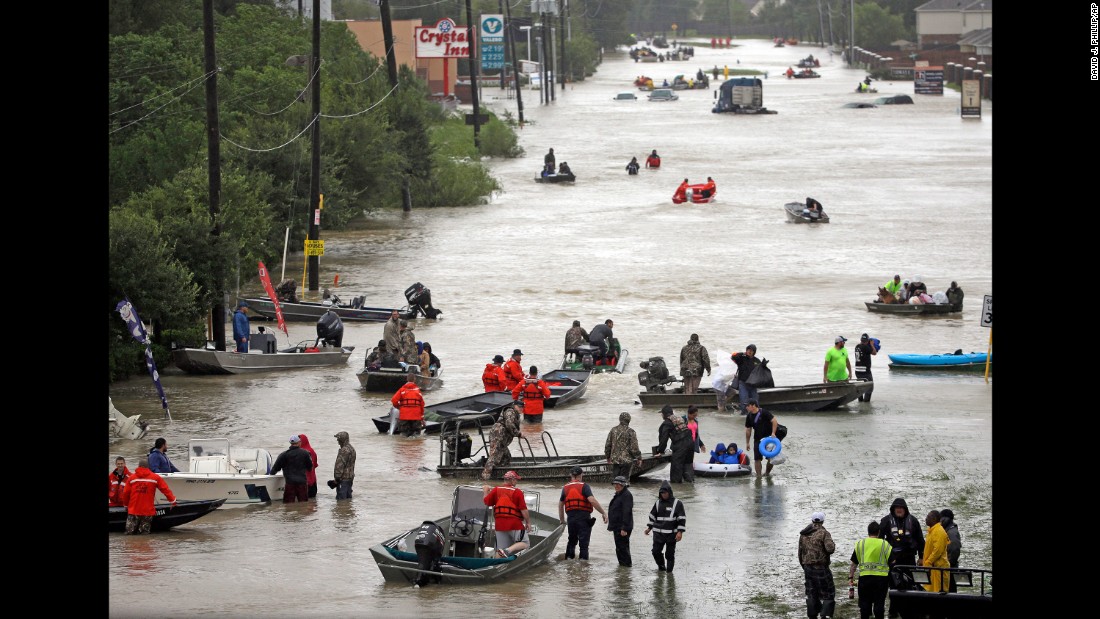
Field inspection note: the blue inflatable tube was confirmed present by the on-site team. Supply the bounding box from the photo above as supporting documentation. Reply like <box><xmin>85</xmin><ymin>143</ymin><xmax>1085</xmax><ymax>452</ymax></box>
<box><xmin>759</xmin><ymin>437</ymin><xmax>781</xmax><ymax>458</ymax></box>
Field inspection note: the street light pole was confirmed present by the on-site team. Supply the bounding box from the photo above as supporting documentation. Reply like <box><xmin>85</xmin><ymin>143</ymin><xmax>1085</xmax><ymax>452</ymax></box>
<box><xmin>521</xmin><ymin>26</ymin><xmax>532</xmax><ymax>61</ymax></box>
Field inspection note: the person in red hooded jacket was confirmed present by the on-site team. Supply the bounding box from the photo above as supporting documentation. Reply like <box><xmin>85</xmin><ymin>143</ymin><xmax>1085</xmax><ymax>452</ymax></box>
<box><xmin>108</xmin><ymin>456</ymin><xmax>131</xmax><ymax>507</ymax></box>
<box><xmin>120</xmin><ymin>456</ymin><xmax>176</xmax><ymax>534</ymax></box>
<box><xmin>298</xmin><ymin>434</ymin><xmax>320</xmax><ymax>499</ymax></box>
<box><xmin>512</xmin><ymin>366</ymin><xmax>552</xmax><ymax>423</ymax></box>
<box><xmin>391</xmin><ymin>370</ymin><xmax>426</xmax><ymax>437</ymax></box>
<box><xmin>502</xmin><ymin>349</ymin><xmax>526</xmax><ymax>391</ymax></box>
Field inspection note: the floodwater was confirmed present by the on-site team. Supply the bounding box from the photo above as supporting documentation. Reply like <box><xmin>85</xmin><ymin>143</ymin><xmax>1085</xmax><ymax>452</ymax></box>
<box><xmin>108</xmin><ymin>38</ymin><xmax>992</xmax><ymax>618</ymax></box>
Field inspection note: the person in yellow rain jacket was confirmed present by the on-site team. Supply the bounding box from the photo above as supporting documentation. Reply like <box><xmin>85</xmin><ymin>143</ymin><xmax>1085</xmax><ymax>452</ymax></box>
<box><xmin>921</xmin><ymin>510</ymin><xmax>951</xmax><ymax>592</ymax></box>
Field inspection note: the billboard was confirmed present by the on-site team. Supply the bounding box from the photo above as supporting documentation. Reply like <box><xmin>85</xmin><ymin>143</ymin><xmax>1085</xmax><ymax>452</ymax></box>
<box><xmin>415</xmin><ymin>18</ymin><xmax>470</xmax><ymax>58</ymax></box>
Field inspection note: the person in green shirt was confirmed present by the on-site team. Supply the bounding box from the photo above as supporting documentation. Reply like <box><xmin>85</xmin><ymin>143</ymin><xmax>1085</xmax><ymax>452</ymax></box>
<box><xmin>824</xmin><ymin>336</ymin><xmax>853</xmax><ymax>383</ymax></box>
<box><xmin>882</xmin><ymin>275</ymin><xmax>902</xmax><ymax>302</ymax></box>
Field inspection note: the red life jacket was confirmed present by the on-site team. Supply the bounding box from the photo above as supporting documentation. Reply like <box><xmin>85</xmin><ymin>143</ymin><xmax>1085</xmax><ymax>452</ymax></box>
<box><xmin>391</xmin><ymin>382</ymin><xmax>424</xmax><ymax>420</ymax></box>
<box><xmin>502</xmin><ymin>359</ymin><xmax>525</xmax><ymax>391</ymax></box>
<box><xmin>513</xmin><ymin>378</ymin><xmax>550</xmax><ymax>415</ymax></box>
<box><xmin>108</xmin><ymin>467</ymin><xmax>131</xmax><ymax>507</ymax></box>
<box><xmin>562</xmin><ymin>481</ymin><xmax>592</xmax><ymax>512</ymax></box>
<box><xmin>482</xmin><ymin>364</ymin><xmax>506</xmax><ymax>392</ymax></box>
<box><xmin>491</xmin><ymin>486</ymin><xmax>525</xmax><ymax>521</ymax></box>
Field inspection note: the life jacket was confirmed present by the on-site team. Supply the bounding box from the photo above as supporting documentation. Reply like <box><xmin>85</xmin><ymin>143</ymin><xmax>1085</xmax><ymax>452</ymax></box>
<box><xmin>108</xmin><ymin>468</ymin><xmax>130</xmax><ymax>506</ymax></box>
<box><xmin>502</xmin><ymin>359</ymin><xmax>525</xmax><ymax>391</ymax></box>
<box><xmin>855</xmin><ymin>537</ymin><xmax>892</xmax><ymax>577</ymax></box>
<box><xmin>514</xmin><ymin>378</ymin><xmax>550</xmax><ymax>415</ymax></box>
<box><xmin>391</xmin><ymin>382</ymin><xmax>424</xmax><ymax>420</ymax></box>
<box><xmin>482</xmin><ymin>364</ymin><xmax>506</xmax><ymax>392</ymax></box>
<box><xmin>562</xmin><ymin>481</ymin><xmax>592</xmax><ymax>512</ymax></box>
<box><xmin>492</xmin><ymin>486</ymin><xmax>525</xmax><ymax>520</ymax></box>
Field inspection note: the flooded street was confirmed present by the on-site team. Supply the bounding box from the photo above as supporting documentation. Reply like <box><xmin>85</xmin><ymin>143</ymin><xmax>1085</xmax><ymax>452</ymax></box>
<box><xmin>108</xmin><ymin>38</ymin><xmax>991</xmax><ymax>618</ymax></box>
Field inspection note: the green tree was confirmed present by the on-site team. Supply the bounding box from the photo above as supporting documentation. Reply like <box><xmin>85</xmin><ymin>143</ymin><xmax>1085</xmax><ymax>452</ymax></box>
<box><xmin>855</xmin><ymin>2</ymin><xmax>907</xmax><ymax>49</ymax></box>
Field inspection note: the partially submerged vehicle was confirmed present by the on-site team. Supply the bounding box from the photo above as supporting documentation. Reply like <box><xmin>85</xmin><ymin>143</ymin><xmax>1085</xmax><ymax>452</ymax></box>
<box><xmin>712</xmin><ymin>78</ymin><xmax>777</xmax><ymax>114</ymax></box>
<box><xmin>874</xmin><ymin>94</ymin><xmax>914</xmax><ymax>105</ymax></box>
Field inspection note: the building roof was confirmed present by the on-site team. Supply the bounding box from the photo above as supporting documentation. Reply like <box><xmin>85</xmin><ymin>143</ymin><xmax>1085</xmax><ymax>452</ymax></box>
<box><xmin>916</xmin><ymin>0</ymin><xmax>993</xmax><ymax>11</ymax></box>
<box><xmin>957</xmin><ymin>28</ymin><xmax>993</xmax><ymax>47</ymax></box>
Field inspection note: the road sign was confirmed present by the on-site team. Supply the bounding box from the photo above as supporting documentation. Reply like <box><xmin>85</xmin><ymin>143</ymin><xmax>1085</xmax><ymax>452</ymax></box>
<box><xmin>305</xmin><ymin>240</ymin><xmax>325</xmax><ymax>257</ymax></box>
<box><xmin>465</xmin><ymin>113</ymin><xmax>490</xmax><ymax>125</ymax></box>
<box><xmin>980</xmin><ymin>295</ymin><xmax>992</xmax><ymax>327</ymax></box>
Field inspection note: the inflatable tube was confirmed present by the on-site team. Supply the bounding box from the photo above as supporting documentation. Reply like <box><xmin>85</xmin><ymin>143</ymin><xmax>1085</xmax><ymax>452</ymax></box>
<box><xmin>759</xmin><ymin>437</ymin><xmax>781</xmax><ymax>458</ymax></box>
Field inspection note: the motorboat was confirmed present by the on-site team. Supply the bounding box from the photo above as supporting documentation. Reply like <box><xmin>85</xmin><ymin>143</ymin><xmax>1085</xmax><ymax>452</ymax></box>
<box><xmin>539</xmin><ymin>368</ymin><xmax>591</xmax><ymax>408</ymax></box>
<box><xmin>557</xmin><ymin>338</ymin><xmax>628</xmax><ymax>374</ymax></box>
<box><xmin>864</xmin><ymin>301</ymin><xmax>959</xmax><ymax>315</ymax></box>
<box><xmin>784</xmin><ymin>201</ymin><xmax>830</xmax><ymax>223</ymax></box>
<box><xmin>156</xmin><ymin>438</ymin><xmax>284</xmax><ymax>507</ymax></box>
<box><xmin>435</xmin><ymin>414</ymin><xmax>673</xmax><ymax>482</ymax></box>
<box><xmin>109</xmin><ymin>397</ymin><xmax>150</xmax><ymax>440</ymax></box>
<box><xmin>534</xmin><ymin>171</ymin><xmax>576</xmax><ymax>183</ymax></box>
<box><xmin>243</xmin><ymin>281</ymin><xmax>441</xmax><ymax>322</ymax></box>
<box><xmin>171</xmin><ymin>310</ymin><xmax>353</xmax><ymax>375</ymax></box>
<box><xmin>369</xmin><ymin>485</ymin><xmax>564</xmax><ymax>585</ymax></box>
<box><xmin>357</xmin><ymin>366</ymin><xmax>444</xmax><ymax>393</ymax></box>
<box><xmin>371</xmin><ymin>390</ymin><xmax>517</xmax><ymax>435</ymax></box>
<box><xmin>109</xmin><ymin>498</ymin><xmax>227</xmax><ymax>533</ymax></box>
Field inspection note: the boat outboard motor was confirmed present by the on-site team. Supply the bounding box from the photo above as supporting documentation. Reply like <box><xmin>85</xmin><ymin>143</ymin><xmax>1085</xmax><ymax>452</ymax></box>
<box><xmin>315</xmin><ymin>310</ymin><xmax>344</xmax><ymax>348</ymax></box>
<box><xmin>405</xmin><ymin>282</ymin><xmax>443</xmax><ymax>319</ymax></box>
<box><xmin>638</xmin><ymin>357</ymin><xmax>677</xmax><ymax>392</ymax></box>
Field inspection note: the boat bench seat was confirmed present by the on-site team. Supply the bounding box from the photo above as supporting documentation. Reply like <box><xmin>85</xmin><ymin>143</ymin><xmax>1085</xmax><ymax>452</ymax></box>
<box><xmin>230</xmin><ymin>448</ymin><xmax>273</xmax><ymax>474</ymax></box>
<box><xmin>191</xmin><ymin>456</ymin><xmax>228</xmax><ymax>474</ymax></box>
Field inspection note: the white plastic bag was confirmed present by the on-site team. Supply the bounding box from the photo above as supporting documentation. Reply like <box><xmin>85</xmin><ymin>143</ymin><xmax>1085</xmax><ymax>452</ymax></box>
<box><xmin>768</xmin><ymin>452</ymin><xmax>788</xmax><ymax>465</ymax></box>
<box><xmin>711</xmin><ymin>349</ymin><xmax>738</xmax><ymax>391</ymax></box>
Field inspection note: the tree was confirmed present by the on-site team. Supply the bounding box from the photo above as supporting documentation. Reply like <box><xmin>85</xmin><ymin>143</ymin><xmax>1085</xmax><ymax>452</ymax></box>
<box><xmin>854</xmin><ymin>2</ymin><xmax>907</xmax><ymax>49</ymax></box>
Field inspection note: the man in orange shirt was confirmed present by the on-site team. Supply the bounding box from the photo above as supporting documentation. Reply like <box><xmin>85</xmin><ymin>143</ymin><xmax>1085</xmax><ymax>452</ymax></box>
<box><xmin>391</xmin><ymin>370</ymin><xmax>425</xmax><ymax>437</ymax></box>
<box><xmin>120</xmin><ymin>456</ymin><xmax>177</xmax><ymax>534</ymax></box>
<box><xmin>502</xmin><ymin>349</ymin><xmax>526</xmax><ymax>391</ymax></box>
<box><xmin>108</xmin><ymin>456</ymin><xmax>131</xmax><ymax>507</ymax></box>
<box><xmin>512</xmin><ymin>366</ymin><xmax>552</xmax><ymax>423</ymax></box>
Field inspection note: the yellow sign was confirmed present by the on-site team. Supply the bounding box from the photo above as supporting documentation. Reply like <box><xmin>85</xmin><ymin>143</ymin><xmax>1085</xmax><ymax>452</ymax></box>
<box><xmin>305</xmin><ymin>240</ymin><xmax>325</xmax><ymax>256</ymax></box>
<box><xmin>319</xmin><ymin>193</ymin><xmax>324</xmax><ymax>210</ymax></box>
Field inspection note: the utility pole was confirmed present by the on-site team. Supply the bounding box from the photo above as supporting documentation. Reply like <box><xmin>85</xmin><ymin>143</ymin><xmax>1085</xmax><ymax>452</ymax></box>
<box><xmin>379</xmin><ymin>0</ymin><xmax>411</xmax><ymax>211</ymax></box>
<box><xmin>465</xmin><ymin>0</ymin><xmax>482</xmax><ymax>149</ymax></box>
<box><xmin>558</xmin><ymin>0</ymin><xmax>566</xmax><ymax>90</ymax></box>
<box><xmin>849</xmin><ymin>0</ymin><xmax>855</xmax><ymax>67</ymax></box>
<box><xmin>505</xmin><ymin>0</ymin><xmax>524</xmax><ymax>123</ymax></box>
<box><xmin>307</xmin><ymin>0</ymin><xmax>321</xmax><ymax>291</ymax></box>
<box><xmin>202</xmin><ymin>0</ymin><xmax>226</xmax><ymax>350</ymax></box>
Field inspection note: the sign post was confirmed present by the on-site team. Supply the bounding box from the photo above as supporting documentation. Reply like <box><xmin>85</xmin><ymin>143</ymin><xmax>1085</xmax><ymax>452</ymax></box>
<box><xmin>980</xmin><ymin>294</ymin><xmax>992</xmax><ymax>382</ymax></box>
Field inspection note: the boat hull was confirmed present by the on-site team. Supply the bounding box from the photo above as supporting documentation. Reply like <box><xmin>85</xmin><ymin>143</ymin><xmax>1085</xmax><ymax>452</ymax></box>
<box><xmin>534</xmin><ymin>173</ymin><xmax>576</xmax><ymax>183</ymax></box>
<box><xmin>637</xmin><ymin>381</ymin><xmax>872</xmax><ymax>412</ymax></box>
<box><xmin>157</xmin><ymin>473</ymin><xmax>285</xmax><ymax>507</ymax></box>
<box><xmin>357</xmin><ymin>368</ymin><xmax>444</xmax><ymax>392</ymax></box>
<box><xmin>372</xmin><ymin>391</ymin><xmax>517</xmax><ymax>435</ymax></box>
<box><xmin>109</xmin><ymin>498</ymin><xmax>227</xmax><ymax>532</ymax></box>
<box><xmin>370</xmin><ymin>510</ymin><xmax>564</xmax><ymax>585</ymax></box>
<box><xmin>540</xmin><ymin>369</ymin><xmax>591</xmax><ymax>408</ymax></box>
<box><xmin>784</xmin><ymin>202</ymin><xmax>830</xmax><ymax>223</ymax></box>
<box><xmin>865</xmin><ymin>302</ymin><xmax>959</xmax><ymax>315</ymax></box>
<box><xmin>172</xmin><ymin>347</ymin><xmax>351</xmax><ymax>375</ymax></box>
<box><xmin>693</xmin><ymin>462</ymin><xmax>752</xmax><ymax>478</ymax></box>
<box><xmin>439</xmin><ymin>453</ymin><xmax>673</xmax><ymax>482</ymax></box>
<box><xmin>242</xmin><ymin>297</ymin><xmax>408</xmax><ymax>323</ymax></box>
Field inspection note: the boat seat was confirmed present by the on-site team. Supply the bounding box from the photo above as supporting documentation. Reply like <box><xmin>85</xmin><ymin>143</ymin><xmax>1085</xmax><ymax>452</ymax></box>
<box><xmin>230</xmin><ymin>448</ymin><xmax>273</xmax><ymax>474</ymax></box>
<box><xmin>191</xmin><ymin>456</ymin><xmax>228</xmax><ymax>474</ymax></box>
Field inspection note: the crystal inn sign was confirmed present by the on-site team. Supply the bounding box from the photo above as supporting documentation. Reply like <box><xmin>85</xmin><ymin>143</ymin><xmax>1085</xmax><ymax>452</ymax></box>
<box><xmin>415</xmin><ymin>18</ymin><xmax>470</xmax><ymax>58</ymax></box>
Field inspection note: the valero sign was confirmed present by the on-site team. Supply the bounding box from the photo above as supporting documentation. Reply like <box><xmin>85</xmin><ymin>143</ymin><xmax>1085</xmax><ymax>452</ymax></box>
<box><xmin>415</xmin><ymin>18</ymin><xmax>470</xmax><ymax>58</ymax></box>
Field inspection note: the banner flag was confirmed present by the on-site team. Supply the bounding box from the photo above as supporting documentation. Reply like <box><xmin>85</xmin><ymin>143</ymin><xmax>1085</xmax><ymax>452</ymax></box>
<box><xmin>258</xmin><ymin>261</ymin><xmax>289</xmax><ymax>337</ymax></box>
<box><xmin>115</xmin><ymin>299</ymin><xmax>171</xmax><ymax>420</ymax></box>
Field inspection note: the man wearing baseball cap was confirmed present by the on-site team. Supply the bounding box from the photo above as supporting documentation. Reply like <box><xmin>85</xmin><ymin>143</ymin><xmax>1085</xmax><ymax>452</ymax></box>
<box><xmin>607</xmin><ymin>476</ymin><xmax>634</xmax><ymax>567</ymax></box>
<box><xmin>482</xmin><ymin>354</ymin><xmax>508</xmax><ymax>392</ymax></box>
<box><xmin>558</xmin><ymin>466</ymin><xmax>608</xmax><ymax>560</ymax></box>
<box><xmin>502</xmin><ymin>349</ymin><xmax>526</xmax><ymax>391</ymax></box>
<box><xmin>232</xmin><ymin>300</ymin><xmax>250</xmax><ymax>352</ymax></box>
<box><xmin>824</xmin><ymin>336</ymin><xmax>853</xmax><ymax>383</ymax></box>
<box><xmin>799</xmin><ymin>510</ymin><xmax>837</xmax><ymax>619</ymax></box>
<box><xmin>483</xmin><ymin>471</ymin><xmax>532</xmax><ymax>558</ymax></box>
<box><xmin>270</xmin><ymin>435</ymin><xmax>314</xmax><ymax>503</ymax></box>
<box><xmin>854</xmin><ymin>333</ymin><xmax>878</xmax><ymax>402</ymax></box>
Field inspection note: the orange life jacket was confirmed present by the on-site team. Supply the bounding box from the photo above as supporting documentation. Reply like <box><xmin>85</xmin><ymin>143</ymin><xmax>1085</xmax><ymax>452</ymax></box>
<box><xmin>391</xmin><ymin>382</ymin><xmax>424</xmax><ymax>420</ymax></box>
<box><xmin>482</xmin><ymin>364</ymin><xmax>506</xmax><ymax>392</ymax></box>
<box><xmin>562</xmin><ymin>481</ymin><xmax>592</xmax><ymax>512</ymax></box>
<box><xmin>491</xmin><ymin>486</ymin><xmax>525</xmax><ymax>521</ymax></box>
<box><xmin>513</xmin><ymin>378</ymin><xmax>550</xmax><ymax>415</ymax></box>
<box><xmin>502</xmin><ymin>359</ymin><xmax>525</xmax><ymax>391</ymax></box>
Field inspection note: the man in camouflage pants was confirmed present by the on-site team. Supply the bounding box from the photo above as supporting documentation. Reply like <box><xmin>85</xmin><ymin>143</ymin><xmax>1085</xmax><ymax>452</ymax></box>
<box><xmin>399</xmin><ymin>320</ymin><xmax>419</xmax><ymax>365</ymax></box>
<box><xmin>679</xmin><ymin>333</ymin><xmax>711</xmax><ymax>395</ymax></box>
<box><xmin>481</xmin><ymin>403</ymin><xmax>523</xmax><ymax>480</ymax></box>
<box><xmin>605</xmin><ymin>412</ymin><xmax>643</xmax><ymax>479</ymax></box>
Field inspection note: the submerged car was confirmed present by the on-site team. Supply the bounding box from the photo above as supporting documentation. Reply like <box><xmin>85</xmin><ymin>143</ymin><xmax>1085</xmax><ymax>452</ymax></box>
<box><xmin>614</xmin><ymin>91</ymin><xmax>638</xmax><ymax>101</ymax></box>
<box><xmin>648</xmin><ymin>88</ymin><xmax>679</xmax><ymax>102</ymax></box>
<box><xmin>874</xmin><ymin>94</ymin><xmax>914</xmax><ymax>105</ymax></box>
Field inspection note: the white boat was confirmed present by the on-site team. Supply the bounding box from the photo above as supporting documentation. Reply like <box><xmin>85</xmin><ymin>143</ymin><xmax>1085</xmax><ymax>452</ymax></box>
<box><xmin>109</xmin><ymin>397</ymin><xmax>150</xmax><ymax>440</ymax></box>
<box><xmin>156</xmin><ymin>438</ymin><xmax>284</xmax><ymax>507</ymax></box>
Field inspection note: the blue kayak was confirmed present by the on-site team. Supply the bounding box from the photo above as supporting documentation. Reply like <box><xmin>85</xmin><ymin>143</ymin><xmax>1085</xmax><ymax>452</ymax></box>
<box><xmin>888</xmin><ymin>352</ymin><xmax>988</xmax><ymax>366</ymax></box>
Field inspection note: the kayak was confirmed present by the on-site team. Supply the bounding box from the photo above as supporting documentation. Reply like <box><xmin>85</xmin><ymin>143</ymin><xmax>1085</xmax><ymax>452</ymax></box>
<box><xmin>888</xmin><ymin>352</ymin><xmax>988</xmax><ymax>366</ymax></box>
